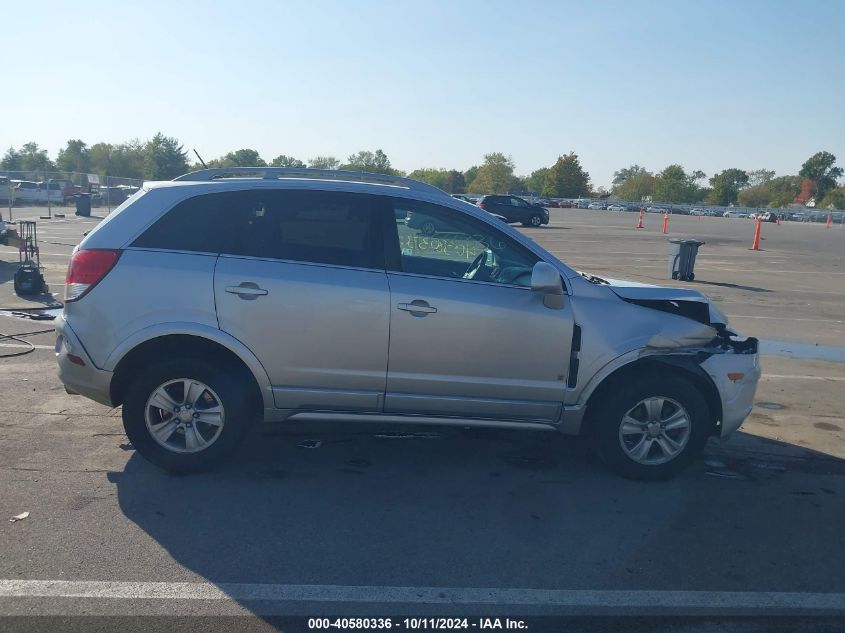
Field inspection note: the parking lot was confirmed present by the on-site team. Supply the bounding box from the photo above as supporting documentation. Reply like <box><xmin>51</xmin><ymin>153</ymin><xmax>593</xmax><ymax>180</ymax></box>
<box><xmin>1</xmin><ymin>206</ymin><xmax>844</xmax><ymax>626</ymax></box>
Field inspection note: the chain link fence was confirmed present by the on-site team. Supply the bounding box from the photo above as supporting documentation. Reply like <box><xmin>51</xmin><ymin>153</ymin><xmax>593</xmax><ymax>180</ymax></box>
<box><xmin>0</xmin><ymin>170</ymin><xmax>144</xmax><ymax>221</ymax></box>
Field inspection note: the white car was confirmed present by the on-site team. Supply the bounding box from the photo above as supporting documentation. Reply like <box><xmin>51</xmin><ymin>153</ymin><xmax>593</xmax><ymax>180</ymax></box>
<box><xmin>587</xmin><ymin>202</ymin><xmax>605</xmax><ymax>210</ymax></box>
<box><xmin>10</xmin><ymin>180</ymin><xmax>63</xmax><ymax>204</ymax></box>
<box><xmin>690</xmin><ymin>208</ymin><xmax>705</xmax><ymax>216</ymax></box>
<box><xmin>646</xmin><ymin>206</ymin><xmax>668</xmax><ymax>214</ymax></box>
<box><xmin>723</xmin><ymin>210</ymin><xmax>748</xmax><ymax>219</ymax></box>
<box><xmin>607</xmin><ymin>204</ymin><xmax>626</xmax><ymax>212</ymax></box>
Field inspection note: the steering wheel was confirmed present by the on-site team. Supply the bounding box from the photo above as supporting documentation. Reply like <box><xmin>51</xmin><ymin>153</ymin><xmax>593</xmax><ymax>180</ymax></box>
<box><xmin>463</xmin><ymin>250</ymin><xmax>489</xmax><ymax>280</ymax></box>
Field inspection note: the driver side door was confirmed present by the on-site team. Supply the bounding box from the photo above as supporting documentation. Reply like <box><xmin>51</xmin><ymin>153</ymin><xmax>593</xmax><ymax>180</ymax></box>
<box><xmin>381</xmin><ymin>198</ymin><xmax>574</xmax><ymax>422</ymax></box>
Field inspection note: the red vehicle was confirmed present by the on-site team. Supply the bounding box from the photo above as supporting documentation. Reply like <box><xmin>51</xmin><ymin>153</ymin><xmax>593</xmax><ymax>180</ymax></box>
<box><xmin>557</xmin><ymin>200</ymin><xmax>573</xmax><ymax>208</ymax></box>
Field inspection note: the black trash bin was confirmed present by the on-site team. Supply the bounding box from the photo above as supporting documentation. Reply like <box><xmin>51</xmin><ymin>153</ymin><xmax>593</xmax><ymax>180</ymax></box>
<box><xmin>75</xmin><ymin>193</ymin><xmax>91</xmax><ymax>217</ymax></box>
<box><xmin>668</xmin><ymin>238</ymin><xmax>704</xmax><ymax>281</ymax></box>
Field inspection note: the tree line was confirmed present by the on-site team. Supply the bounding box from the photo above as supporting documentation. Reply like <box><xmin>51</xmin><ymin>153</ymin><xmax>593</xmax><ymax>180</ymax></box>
<box><xmin>2</xmin><ymin>135</ymin><xmax>842</xmax><ymax>209</ymax></box>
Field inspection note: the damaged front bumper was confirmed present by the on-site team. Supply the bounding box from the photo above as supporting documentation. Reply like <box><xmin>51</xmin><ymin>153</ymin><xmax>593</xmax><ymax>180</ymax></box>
<box><xmin>699</xmin><ymin>336</ymin><xmax>761</xmax><ymax>437</ymax></box>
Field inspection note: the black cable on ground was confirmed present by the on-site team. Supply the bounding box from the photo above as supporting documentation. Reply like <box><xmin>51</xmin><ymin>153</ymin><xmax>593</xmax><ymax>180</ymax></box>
<box><xmin>0</xmin><ymin>328</ymin><xmax>56</xmax><ymax>358</ymax></box>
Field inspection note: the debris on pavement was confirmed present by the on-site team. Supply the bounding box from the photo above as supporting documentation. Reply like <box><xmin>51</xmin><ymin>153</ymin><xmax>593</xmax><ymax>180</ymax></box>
<box><xmin>10</xmin><ymin>511</ymin><xmax>29</xmax><ymax>522</ymax></box>
<box><xmin>297</xmin><ymin>439</ymin><xmax>322</xmax><ymax>449</ymax></box>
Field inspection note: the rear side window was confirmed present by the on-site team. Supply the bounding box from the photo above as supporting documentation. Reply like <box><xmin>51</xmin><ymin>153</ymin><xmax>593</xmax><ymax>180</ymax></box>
<box><xmin>133</xmin><ymin>190</ymin><xmax>381</xmax><ymax>269</ymax></box>
<box><xmin>132</xmin><ymin>193</ymin><xmax>233</xmax><ymax>253</ymax></box>
<box><xmin>224</xmin><ymin>189</ymin><xmax>381</xmax><ymax>269</ymax></box>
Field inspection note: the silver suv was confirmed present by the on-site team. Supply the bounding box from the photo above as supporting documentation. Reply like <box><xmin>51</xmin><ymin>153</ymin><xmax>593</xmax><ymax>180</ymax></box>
<box><xmin>56</xmin><ymin>167</ymin><xmax>760</xmax><ymax>479</ymax></box>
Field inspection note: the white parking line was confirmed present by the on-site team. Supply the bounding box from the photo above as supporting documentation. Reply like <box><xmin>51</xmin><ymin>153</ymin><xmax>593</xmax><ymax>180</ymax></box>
<box><xmin>764</xmin><ymin>374</ymin><xmax>845</xmax><ymax>381</ymax></box>
<box><xmin>0</xmin><ymin>580</ymin><xmax>844</xmax><ymax>613</ymax></box>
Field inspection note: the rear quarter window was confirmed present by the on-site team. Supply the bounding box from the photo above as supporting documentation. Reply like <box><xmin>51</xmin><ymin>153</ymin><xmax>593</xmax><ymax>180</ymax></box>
<box><xmin>132</xmin><ymin>192</ymin><xmax>235</xmax><ymax>253</ymax></box>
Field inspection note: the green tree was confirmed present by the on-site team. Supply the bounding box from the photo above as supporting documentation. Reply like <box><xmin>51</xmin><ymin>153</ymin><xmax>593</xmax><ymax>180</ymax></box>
<box><xmin>308</xmin><ymin>156</ymin><xmax>340</xmax><ymax>169</ymax></box>
<box><xmin>526</xmin><ymin>168</ymin><xmax>549</xmax><ymax>195</ymax></box>
<box><xmin>270</xmin><ymin>155</ymin><xmax>305</xmax><ymax>168</ymax></box>
<box><xmin>652</xmin><ymin>164</ymin><xmax>705</xmax><ymax>203</ymax></box>
<box><xmin>613</xmin><ymin>172</ymin><xmax>655</xmax><ymax>201</ymax></box>
<box><xmin>799</xmin><ymin>151</ymin><xmax>843</xmax><ymax>203</ymax></box>
<box><xmin>508</xmin><ymin>176</ymin><xmax>528</xmax><ymax>195</ymax></box>
<box><xmin>56</xmin><ymin>139</ymin><xmax>91</xmax><ymax>174</ymax></box>
<box><xmin>1</xmin><ymin>147</ymin><xmax>22</xmax><ymax>171</ymax></box>
<box><xmin>407</xmin><ymin>168</ymin><xmax>449</xmax><ymax>190</ymax></box>
<box><xmin>209</xmin><ymin>148</ymin><xmax>266</xmax><ymax>168</ymax></box>
<box><xmin>342</xmin><ymin>149</ymin><xmax>393</xmax><ymax>174</ymax></box>
<box><xmin>707</xmin><ymin>168</ymin><xmax>749</xmax><ymax>206</ymax></box>
<box><xmin>542</xmin><ymin>152</ymin><xmax>590</xmax><ymax>197</ymax></box>
<box><xmin>612</xmin><ymin>164</ymin><xmax>649</xmax><ymax>188</ymax></box>
<box><xmin>737</xmin><ymin>175</ymin><xmax>803</xmax><ymax>208</ymax></box>
<box><xmin>443</xmin><ymin>169</ymin><xmax>465</xmax><ymax>193</ymax></box>
<box><xmin>467</xmin><ymin>152</ymin><xmax>515</xmax><ymax>194</ymax></box>
<box><xmin>144</xmin><ymin>133</ymin><xmax>189</xmax><ymax>180</ymax></box>
<box><xmin>17</xmin><ymin>142</ymin><xmax>54</xmax><ymax>172</ymax></box>
<box><xmin>747</xmin><ymin>168</ymin><xmax>775</xmax><ymax>187</ymax></box>
<box><xmin>463</xmin><ymin>165</ymin><xmax>479</xmax><ymax>190</ymax></box>
<box><xmin>818</xmin><ymin>187</ymin><xmax>845</xmax><ymax>210</ymax></box>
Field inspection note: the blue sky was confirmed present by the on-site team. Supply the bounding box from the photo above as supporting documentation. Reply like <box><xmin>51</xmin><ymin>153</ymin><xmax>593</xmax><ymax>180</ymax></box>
<box><xmin>2</xmin><ymin>0</ymin><xmax>843</xmax><ymax>187</ymax></box>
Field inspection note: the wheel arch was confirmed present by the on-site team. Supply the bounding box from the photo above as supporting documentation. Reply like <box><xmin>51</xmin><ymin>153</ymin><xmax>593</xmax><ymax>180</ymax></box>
<box><xmin>580</xmin><ymin>355</ymin><xmax>723</xmax><ymax>435</ymax></box>
<box><xmin>108</xmin><ymin>326</ymin><xmax>271</xmax><ymax>411</ymax></box>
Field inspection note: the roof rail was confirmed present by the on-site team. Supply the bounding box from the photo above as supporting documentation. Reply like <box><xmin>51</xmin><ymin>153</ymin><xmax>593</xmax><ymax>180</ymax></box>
<box><xmin>172</xmin><ymin>167</ymin><xmax>446</xmax><ymax>196</ymax></box>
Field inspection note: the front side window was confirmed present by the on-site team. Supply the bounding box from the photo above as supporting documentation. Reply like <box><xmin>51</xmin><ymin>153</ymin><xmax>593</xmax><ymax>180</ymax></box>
<box><xmin>387</xmin><ymin>199</ymin><xmax>539</xmax><ymax>287</ymax></box>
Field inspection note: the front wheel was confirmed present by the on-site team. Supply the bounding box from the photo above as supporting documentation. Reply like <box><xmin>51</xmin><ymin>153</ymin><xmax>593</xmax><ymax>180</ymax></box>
<box><xmin>122</xmin><ymin>358</ymin><xmax>257</xmax><ymax>473</ymax></box>
<box><xmin>590</xmin><ymin>374</ymin><xmax>712</xmax><ymax>480</ymax></box>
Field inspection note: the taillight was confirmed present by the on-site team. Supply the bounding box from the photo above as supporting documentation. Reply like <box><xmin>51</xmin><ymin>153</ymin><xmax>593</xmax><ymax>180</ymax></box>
<box><xmin>65</xmin><ymin>249</ymin><xmax>121</xmax><ymax>302</ymax></box>
<box><xmin>479</xmin><ymin>203</ymin><xmax>486</xmax><ymax>210</ymax></box>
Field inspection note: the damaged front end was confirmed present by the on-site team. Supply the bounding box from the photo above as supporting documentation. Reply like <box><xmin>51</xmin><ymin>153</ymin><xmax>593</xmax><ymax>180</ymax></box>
<box><xmin>583</xmin><ymin>273</ymin><xmax>761</xmax><ymax>437</ymax></box>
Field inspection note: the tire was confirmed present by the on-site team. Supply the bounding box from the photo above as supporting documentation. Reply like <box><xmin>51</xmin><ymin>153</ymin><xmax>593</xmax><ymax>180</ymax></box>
<box><xmin>528</xmin><ymin>214</ymin><xmax>543</xmax><ymax>227</ymax></box>
<box><xmin>590</xmin><ymin>373</ymin><xmax>712</xmax><ymax>480</ymax></box>
<box><xmin>420</xmin><ymin>220</ymin><xmax>436</xmax><ymax>236</ymax></box>
<box><xmin>122</xmin><ymin>357</ymin><xmax>257</xmax><ymax>474</ymax></box>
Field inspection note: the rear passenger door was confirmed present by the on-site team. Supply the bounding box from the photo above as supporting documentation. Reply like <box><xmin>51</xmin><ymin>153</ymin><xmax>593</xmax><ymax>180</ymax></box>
<box><xmin>214</xmin><ymin>189</ymin><xmax>391</xmax><ymax>413</ymax></box>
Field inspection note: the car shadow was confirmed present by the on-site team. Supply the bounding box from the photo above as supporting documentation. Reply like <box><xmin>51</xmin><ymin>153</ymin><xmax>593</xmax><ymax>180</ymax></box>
<box><xmin>694</xmin><ymin>280</ymin><xmax>772</xmax><ymax>293</ymax></box>
<box><xmin>109</xmin><ymin>422</ymin><xmax>845</xmax><ymax>620</ymax></box>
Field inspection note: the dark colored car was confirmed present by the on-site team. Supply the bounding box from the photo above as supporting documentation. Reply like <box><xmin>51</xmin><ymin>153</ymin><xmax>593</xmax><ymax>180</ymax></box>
<box><xmin>478</xmin><ymin>195</ymin><xmax>550</xmax><ymax>227</ymax></box>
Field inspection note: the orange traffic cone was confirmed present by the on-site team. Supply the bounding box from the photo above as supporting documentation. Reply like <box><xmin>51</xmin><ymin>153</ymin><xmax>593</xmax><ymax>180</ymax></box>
<box><xmin>662</xmin><ymin>212</ymin><xmax>669</xmax><ymax>234</ymax></box>
<box><xmin>636</xmin><ymin>209</ymin><xmax>644</xmax><ymax>229</ymax></box>
<box><xmin>751</xmin><ymin>219</ymin><xmax>762</xmax><ymax>250</ymax></box>
<box><xmin>776</xmin><ymin>216</ymin><xmax>781</xmax><ymax>225</ymax></box>
<box><xmin>827</xmin><ymin>213</ymin><xmax>832</xmax><ymax>228</ymax></box>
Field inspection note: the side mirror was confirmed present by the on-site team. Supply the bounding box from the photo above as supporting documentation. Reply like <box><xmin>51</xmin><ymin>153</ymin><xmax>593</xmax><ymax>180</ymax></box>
<box><xmin>531</xmin><ymin>261</ymin><xmax>565</xmax><ymax>309</ymax></box>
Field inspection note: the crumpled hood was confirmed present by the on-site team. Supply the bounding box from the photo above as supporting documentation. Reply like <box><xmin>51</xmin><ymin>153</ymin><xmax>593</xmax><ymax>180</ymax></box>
<box><xmin>595</xmin><ymin>276</ymin><xmax>728</xmax><ymax>326</ymax></box>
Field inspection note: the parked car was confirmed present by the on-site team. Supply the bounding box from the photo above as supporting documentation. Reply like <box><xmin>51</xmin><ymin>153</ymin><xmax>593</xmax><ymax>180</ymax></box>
<box><xmin>689</xmin><ymin>209</ymin><xmax>705</xmax><ymax>216</ymax></box>
<box><xmin>477</xmin><ymin>194</ymin><xmax>549</xmax><ymax>227</ymax></box>
<box><xmin>10</xmin><ymin>180</ymin><xmax>41</xmax><ymax>204</ymax></box>
<box><xmin>56</xmin><ymin>167</ymin><xmax>761</xmax><ymax>481</ymax></box>
<box><xmin>646</xmin><ymin>206</ymin><xmax>668</xmax><ymax>214</ymax></box>
<box><xmin>587</xmin><ymin>202</ymin><xmax>605</xmax><ymax>210</ymax></box>
<box><xmin>93</xmin><ymin>186</ymin><xmax>131</xmax><ymax>207</ymax></box>
<box><xmin>607</xmin><ymin>204</ymin><xmax>626</xmax><ymax>212</ymax></box>
<box><xmin>575</xmin><ymin>199</ymin><xmax>592</xmax><ymax>209</ymax></box>
<box><xmin>723</xmin><ymin>210</ymin><xmax>748</xmax><ymax>218</ymax></box>
<box><xmin>451</xmin><ymin>194</ymin><xmax>474</xmax><ymax>203</ymax></box>
<box><xmin>557</xmin><ymin>200</ymin><xmax>573</xmax><ymax>208</ymax></box>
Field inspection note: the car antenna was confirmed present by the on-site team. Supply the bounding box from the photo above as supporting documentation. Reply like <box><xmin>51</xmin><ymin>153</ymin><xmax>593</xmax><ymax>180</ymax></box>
<box><xmin>193</xmin><ymin>149</ymin><xmax>208</xmax><ymax>169</ymax></box>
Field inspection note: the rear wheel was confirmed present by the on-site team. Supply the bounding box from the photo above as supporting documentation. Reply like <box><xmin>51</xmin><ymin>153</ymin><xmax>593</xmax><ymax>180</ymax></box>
<box><xmin>122</xmin><ymin>358</ymin><xmax>257</xmax><ymax>473</ymax></box>
<box><xmin>524</xmin><ymin>214</ymin><xmax>543</xmax><ymax>227</ymax></box>
<box><xmin>590</xmin><ymin>374</ymin><xmax>712</xmax><ymax>480</ymax></box>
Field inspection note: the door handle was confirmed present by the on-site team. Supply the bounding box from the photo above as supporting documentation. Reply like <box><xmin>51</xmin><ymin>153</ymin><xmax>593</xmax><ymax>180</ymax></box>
<box><xmin>225</xmin><ymin>283</ymin><xmax>269</xmax><ymax>298</ymax></box>
<box><xmin>397</xmin><ymin>300</ymin><xmax>437</xmax><ymax>315</ymax></box>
